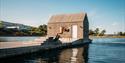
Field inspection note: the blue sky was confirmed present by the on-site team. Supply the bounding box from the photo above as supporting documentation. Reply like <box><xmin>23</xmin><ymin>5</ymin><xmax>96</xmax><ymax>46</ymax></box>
<box><xmin>0</xmin><ymin>0</ymin><xmax>125</xmax><ymax>34</ymax></box>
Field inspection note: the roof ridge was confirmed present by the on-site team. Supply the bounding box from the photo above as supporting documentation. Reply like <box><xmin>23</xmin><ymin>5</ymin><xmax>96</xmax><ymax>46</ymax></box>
<box><xmin>48</xmin><ymin>12</ymin><xmax>86</xmax><ymax>23</ymax></box>
<box><xmin>53</xmin><ymin>12</ymin><xmax>85</xmax><ymax>16</ymax></box>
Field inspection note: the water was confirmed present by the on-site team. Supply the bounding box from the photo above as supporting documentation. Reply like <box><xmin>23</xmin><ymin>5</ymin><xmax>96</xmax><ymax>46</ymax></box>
<box><xmin>0</xmin><ymin>37</ymin><xmax>125</xmax><ymax>63</ymax></box>
<box><xmin>89</xmin><ymin>38</ymin><xmax>125</xmax><ymax>63</ymax></box>
<box><xmin>0</xmin><ymin>37</ymin><xmax>39</xmax><ymax>42</ymax></box>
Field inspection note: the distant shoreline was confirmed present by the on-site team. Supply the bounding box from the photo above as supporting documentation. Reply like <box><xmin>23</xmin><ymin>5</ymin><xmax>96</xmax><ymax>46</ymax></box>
<box><xmin>89</xmin><ymin>36</ymin><xmax>125</xmax><ymax>39</ymax></box>
<box><xmin>0</xmin><ymin>35</ymin><xmax>125</xmax><ymax>38</ymax></box>
<box><xmin>0</xmin><ymin>36</ymin><xmax>46</xmax><ymax>37</ymax></box>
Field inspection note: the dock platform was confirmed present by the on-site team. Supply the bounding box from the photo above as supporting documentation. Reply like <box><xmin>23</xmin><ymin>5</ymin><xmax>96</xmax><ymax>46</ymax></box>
<box><xmin>0</xmin><ymin>38</ymin><xmax>91</xmax><ymax>58</ymax></box>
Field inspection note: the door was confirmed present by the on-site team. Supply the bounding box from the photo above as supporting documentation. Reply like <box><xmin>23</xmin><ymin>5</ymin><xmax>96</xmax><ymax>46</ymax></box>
<box><xmin>72</xmin><ymin>25</ymin><xmax>77</xmax><ymax>39</ymax></box>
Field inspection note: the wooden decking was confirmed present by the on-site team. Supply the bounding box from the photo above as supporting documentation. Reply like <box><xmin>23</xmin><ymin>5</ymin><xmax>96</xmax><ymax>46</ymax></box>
<box><xmin>0</xmin><ymin>37</ymin><xmax>91</xmax><ymax>58</ymax></box>
<box><xmin>0</xmin><ymin>37</ymin><xmax>47</xmax><ymax>49</ymax></box>
<box><xmin>0</xmin><ymin>37</ymin><xmax>83</xmax><ymax>49</ymax></box>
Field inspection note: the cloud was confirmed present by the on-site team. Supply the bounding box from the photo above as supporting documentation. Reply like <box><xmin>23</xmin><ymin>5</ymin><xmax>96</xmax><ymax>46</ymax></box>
<box><xmin>90</xmin><ymin>25</ymin><xmax>104</xmax><ymax>31</ymax></box>
<box><xmin>111</xmin><ymin>22</ymin><xmax>119</xmax><ymax>26</ymax></box>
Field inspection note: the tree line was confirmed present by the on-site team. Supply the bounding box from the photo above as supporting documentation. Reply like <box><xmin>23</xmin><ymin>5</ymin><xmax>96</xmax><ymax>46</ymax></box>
<box><xmin>0</xmin><ymin>25</ymin><xmax>125</xmax><ymax>36</ymax></box>
<box><xmin>117</xmin><ymin>32</ymin><xmax>125</xmax><ymax>36</ymax></box>
<box><xmin>89</xmin><ymin>28</ymin><xmax>125</xmax><ymax>36</ymax></box>
<box><xmin>89</xmin><ymin>28</ymin><xmax>106</xmax><ymax>36</ymax></box>
<box><xmin>0</xmin><ymin>24</ymin><xmax>47</xmax><ymax>36</ymax></box>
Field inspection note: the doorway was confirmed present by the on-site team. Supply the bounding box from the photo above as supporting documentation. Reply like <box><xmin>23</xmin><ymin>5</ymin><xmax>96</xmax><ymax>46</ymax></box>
<box><xmin>72</xmin><ymin>25</ymin><xmax>77</xmax><ymax>39</ymax></box>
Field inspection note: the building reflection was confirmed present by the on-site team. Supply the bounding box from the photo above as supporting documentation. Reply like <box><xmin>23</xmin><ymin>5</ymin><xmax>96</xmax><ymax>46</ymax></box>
<box><xmin>36</xmin><ymin>44</ymin><xmax>89</xmax><ymax>63</ymax></box>
<box><xmin>59</xmin><ymin>45</ymin><xmax>89</xmax><ymax>63</ymax></box>
<box><xmin>0</xmin><ymin>44</ymin><xmax>89</xmax><ymax>63</ymax></box>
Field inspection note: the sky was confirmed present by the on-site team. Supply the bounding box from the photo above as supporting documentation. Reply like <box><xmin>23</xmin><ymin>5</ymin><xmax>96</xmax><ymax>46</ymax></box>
<box><xmin>0</xmin><ymin>0</ymin><xmax>125</xmax><ymax>34</ymax></box>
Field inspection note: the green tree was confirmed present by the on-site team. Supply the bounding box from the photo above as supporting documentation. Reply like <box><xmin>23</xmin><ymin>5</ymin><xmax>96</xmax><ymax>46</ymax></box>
<box><xmin>117</xmin><ymin>32</ymin><xmax>122</xmax><ymax>36</ymax></box>
<box><xmin>117</xmin><ymin>32</ymin><xmax>125</xmax><ymax>36</ymax></box>
<box><xmin>0</xmin><ymin>21</ymin><xmax>3</xmax><ymax>28</ymax></box>
<box><xmin>30</xmin><ymin>27</ymin><xmax>38</xmax><ymax>35</ymax></box>
<box><xmin>123</xmin><ymin>32</ymin><xmax>125</xmax><ymax>36</ymax></box>
<box><xmin>29</xmin><ymin>24</ymin><xmax>47</xmax><ymax>36</ymax></box>
<box><xmin>99</xmin><ymin>30</ymin><xmax>106</xmax><ymax>36</ymax></box>
<box><xmin>38</xmin><ymin>24</ymin><xmax>47</xmax><ymax>36</ymax></box>
<box><xmin>94</xmin><ymin>28</ymin><xmax>99</xmax><ymax>36</ymax></box>
<box><xmin>89</xmin><ymin>29</ymin><xmax>95</xmax><ymax>35</ymax></box>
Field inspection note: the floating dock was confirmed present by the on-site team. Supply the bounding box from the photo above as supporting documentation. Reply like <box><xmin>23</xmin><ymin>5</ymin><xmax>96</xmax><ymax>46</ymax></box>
<box><xmin>0</xmin><ymin>37</ymin><xmax>91</xmax><ymax>58</ymax></box>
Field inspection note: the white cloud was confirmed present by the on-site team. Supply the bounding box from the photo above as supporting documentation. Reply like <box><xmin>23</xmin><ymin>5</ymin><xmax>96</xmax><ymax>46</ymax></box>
<box><xmin>111</xmin><ymin>22</ymin><xmax>119</xmax><ymax>26</ymax></box>
<box><xmin>90</xmin><ymin>25</ymin><xmax>105</xmax><ymax>32</ymax></box>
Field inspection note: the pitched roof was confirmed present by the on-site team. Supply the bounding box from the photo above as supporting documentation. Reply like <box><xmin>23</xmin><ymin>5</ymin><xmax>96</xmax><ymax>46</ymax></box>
<box><xmin>48</xmin><ymin>12</ymin><xmax>86</xmax><ymax>23</ymax></box>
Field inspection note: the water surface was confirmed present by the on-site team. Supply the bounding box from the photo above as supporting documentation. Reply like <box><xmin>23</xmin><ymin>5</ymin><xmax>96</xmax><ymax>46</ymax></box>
<box><xmin>89</xmin><ymin>38</ymin><xmax>125</xmax><ymax>63</ymax></box>
<box><xmin>0</xmin><ymin>37</ymin><xmax>125</xmax><ymax>63</ymax></box>
<box><xmin>0</xmin><ymin>37</ymin><xmax>39</xmax><ymax>42</ymax></box>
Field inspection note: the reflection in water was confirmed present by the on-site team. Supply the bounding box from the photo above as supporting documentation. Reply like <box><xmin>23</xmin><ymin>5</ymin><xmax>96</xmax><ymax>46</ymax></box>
<box><xmin>71</xmin><ymin>48</ymin><xmax>78</xmax><ymax>63</ymax></box>
<box><xmin>59</xmin><ymin>45</ymin><xmax>89</xmax><ymax>63</ymax></box>
<box><xmin>0</xmin><ymin>45</ymin><xmax>89</xmax><ymax>63</ymax></box>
